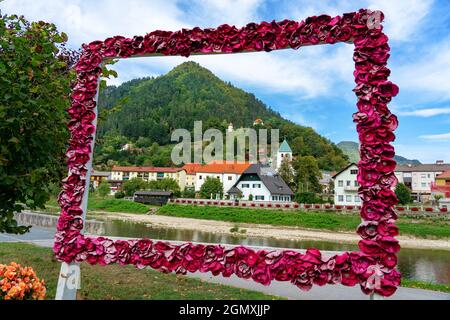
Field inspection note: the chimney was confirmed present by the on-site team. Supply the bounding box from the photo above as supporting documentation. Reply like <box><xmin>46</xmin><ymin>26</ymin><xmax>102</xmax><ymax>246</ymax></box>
<box><xmin>436</xmin><ymin>160</ymin><xmax>444</xmax><ymax>165</ymax></box>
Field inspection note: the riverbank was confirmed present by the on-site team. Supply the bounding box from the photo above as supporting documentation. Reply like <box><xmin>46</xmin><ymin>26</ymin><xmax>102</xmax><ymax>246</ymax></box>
<box><xmin>90</xmin><ymin>211</ymin><xmax>450</xmax><ymax>251</ymax></box>
<box><xmin>0</xmin><ymin>242</ymin><xmax>280</xmax><ymax>300</ymax></box>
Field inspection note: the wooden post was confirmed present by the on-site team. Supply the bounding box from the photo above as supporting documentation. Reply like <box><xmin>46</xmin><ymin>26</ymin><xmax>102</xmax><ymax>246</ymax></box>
<box><xmin>55</xmin><ymin>78</ymin><xmax>100</xmax><ymax>300</ymax></box>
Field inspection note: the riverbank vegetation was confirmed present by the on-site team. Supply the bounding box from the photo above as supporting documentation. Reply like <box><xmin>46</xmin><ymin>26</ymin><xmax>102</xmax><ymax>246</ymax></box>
<box><xmin>45</xmin><ymin>195</ymin><xmax>153</xmax><ymax>215</ymax></box>
<box><xmin>0</xmin><ymin>243</ymin><xmax>281</xmax><ymax>300</ymax></box>
<box><xmin>157</xmin><ymin>205</ymin><xmax>450</xmax><ymax>239</ymax></box>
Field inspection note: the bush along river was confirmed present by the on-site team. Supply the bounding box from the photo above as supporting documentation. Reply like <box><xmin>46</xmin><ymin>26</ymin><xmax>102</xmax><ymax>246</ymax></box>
<box><xmin>101</xmin><ymin>219</ymin><xmax>450</xmax><ymax>285</ymax></box>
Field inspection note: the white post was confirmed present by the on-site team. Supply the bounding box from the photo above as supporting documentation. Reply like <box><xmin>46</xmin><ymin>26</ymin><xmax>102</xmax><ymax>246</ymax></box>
<box><xmin>55</xmin><ymin>77</ymin><xmax>100</xmax><ymax>300</ymax></box>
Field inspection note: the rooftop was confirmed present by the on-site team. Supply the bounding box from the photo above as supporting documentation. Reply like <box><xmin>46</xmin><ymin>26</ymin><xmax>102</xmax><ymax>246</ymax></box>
<box><xmin>182</xmin><ymin>161</ymin><xmax>251</xmax><ymax>174</ymax></box>
<box><xmin>436</xmin><ymin>168</ymin><xmax>450</xmax><ymax>179</ymax></box>
<box><xmin>235</xmin><ymin>163</ymin><xmax>294</xmax><ymax>195</ymax></box>
<box><xmin>112</xmin><ymin>166</ymin><xmax>184</xmax><ymax>173</ymax></box>
<box><xmin>395</xmin><ymin>162</ymin><xmax>450</xmax><ymax>173</ymax></box>
<box><xmin>278</xmin><ymin>140</ymin><xmax>292</xmax><ymax>153</ymax></box>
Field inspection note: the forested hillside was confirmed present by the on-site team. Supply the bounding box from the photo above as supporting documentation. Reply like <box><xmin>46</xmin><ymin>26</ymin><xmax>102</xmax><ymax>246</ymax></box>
<box><xmin>95</xmin><ymin>61</ymin><xmax>348</xmax><ymax>171</ymax></box>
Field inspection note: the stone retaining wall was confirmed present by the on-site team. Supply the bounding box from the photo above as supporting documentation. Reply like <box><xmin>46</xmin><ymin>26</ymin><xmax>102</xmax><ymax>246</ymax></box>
<box><xmin>15</xmin><ymin>211</ymin><xmax>105</xmax><ymax>235</ymax></box>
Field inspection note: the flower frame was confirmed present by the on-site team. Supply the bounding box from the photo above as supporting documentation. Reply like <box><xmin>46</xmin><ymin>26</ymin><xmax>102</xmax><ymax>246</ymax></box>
<box><xmin>54</xmin><ymin>8</ymin><xmax>401</xmax><ymax>297</ymax></box>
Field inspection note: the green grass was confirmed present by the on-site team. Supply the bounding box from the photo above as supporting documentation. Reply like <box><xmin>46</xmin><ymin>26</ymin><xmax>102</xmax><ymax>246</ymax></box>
<box><xmin>43</xmin><ymin>196</ymin><xmax>153</xmax><ymax>215</ymax></box>
<box><xmin>0</xmin><ymin>243</ymin><xmax>281</xmax><ymax>300</ymax></box>
<box><xmin>157</xmin><ymin>205</ymin><xmax>450</xmax><ymax>239</ymax></box>
<box><xmin>87</xmin><ymin>197</ymin><xmax>152</xmax><ymax>214</ymax></box>
<box><xmin>401</xmin><ymin>279</ymin><xmax>450</xmax><ymax>293</ymax></box>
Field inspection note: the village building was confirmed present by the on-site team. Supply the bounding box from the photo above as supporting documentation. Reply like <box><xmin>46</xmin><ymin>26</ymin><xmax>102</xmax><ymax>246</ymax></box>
<box><xmin>395</xmin><ymin>161</ymin><xmax>450</xmax><ymax>202</ymax></box>
<box><xmin>431</xmin><ymin>168</ymin><xmax>450</xmax><ymax>208</ymax></box>
<box><xmin>90</xmin><ymin>170</ymin><xmax>111</xmax><ymax>189</ymax></box>
<box><xmin>332</xmin><ymin>163</ymin><xmax>361</xmax><ymax>206</ymax></box>
<box><xmin>110</xmin><ymin>166</ymin><xmax>187</xmax><ymax>191</ymax></box>
<box><xmin>228</xmin><ymin>163</ymin><xmax>294</xmax><ymax>202</ymax></box>
<box><xmin>333</xmin><ymin>161</ymin><xmax>450</xmax><ymax>205</ymax></box>
<box><xmin>182</xmin><ymin>162</ymin><xmax>251</xmax><ymax>193</ymax></box>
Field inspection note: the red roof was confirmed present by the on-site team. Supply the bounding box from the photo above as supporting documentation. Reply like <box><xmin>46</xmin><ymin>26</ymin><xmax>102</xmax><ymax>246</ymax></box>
<box><xmin>437</xmin><ymin>168</ymin><xmax>450</xmax><ymax>179</ymax></box>
<box><xmin>111</xmin><ymin>166</ymin><xmax>184</xmax><ymax>173</ymax></box>
<box><xmin>182</xmin><ymin>161</ymin><xmax>251</xmax><ymax>175</ymax></box>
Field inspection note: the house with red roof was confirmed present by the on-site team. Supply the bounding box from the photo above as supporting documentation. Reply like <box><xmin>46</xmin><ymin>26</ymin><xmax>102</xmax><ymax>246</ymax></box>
<box><xmin>182</xmin><ymin>161</ymin><xmax>251</xmax><ymax>195</ymax></box>
<box><xmin>110</xmin><ymin>166</ymin><xmax>187</xmax><ymax>191</ymax></box>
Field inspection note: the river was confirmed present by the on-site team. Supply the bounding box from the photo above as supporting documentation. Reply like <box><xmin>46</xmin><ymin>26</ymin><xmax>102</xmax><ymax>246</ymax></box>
<box><xmin>101</xmin><ymin>219</ymin><xmax>450</xmax><ymax>285</ymax></box>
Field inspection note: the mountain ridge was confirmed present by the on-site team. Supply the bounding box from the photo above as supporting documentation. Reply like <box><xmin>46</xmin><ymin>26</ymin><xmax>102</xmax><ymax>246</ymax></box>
<box><xmin>96</xmin><ymin>61</ymin><xmax>349</xmax><ymax>171</ymax></box>
<box><xmin>337</xmin><ymin>141</ymin><xmax>421</xmax><ymax>165</ymax></box>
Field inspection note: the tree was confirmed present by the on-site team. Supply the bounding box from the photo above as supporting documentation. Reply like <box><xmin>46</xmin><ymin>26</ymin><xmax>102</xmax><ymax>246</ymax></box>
<box><xmin>395</xmin><ymin>183</ymin><xmax>412</xmax><ymax>205</ymax></box>
<box><xmin>278</xmin><ymin>157</ymin><xmax>295</xmax><ymax>188</ymax></box>
<box><xmin>200</xmin><ymin>177</ymin><xmax>223</xmax><ymax>199</ymax></box>
<box><xmin>97</xmin><ymin>181</ymin><xmax>110</xmax><ymax>198</ymax></box>
<box><xmin>292</xmin><ymin>156</ymin><xmax>322</xmax><ymax>194</ymax></box>
<box><xmin>0</xmin><ymin>14</ymin><xmax>77</xmax><ymax>234</ymax></box>
<box><xmin>123</xmin><ymin>178</ymin><xmax>148</xmax><ymax>197</ymax></box>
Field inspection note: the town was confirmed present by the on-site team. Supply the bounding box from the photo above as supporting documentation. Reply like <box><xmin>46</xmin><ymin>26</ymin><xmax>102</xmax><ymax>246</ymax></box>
<box><xmin>90</xmin><ymin>138</ymin><xmax>450</xmax><ymax>212</ymax></box>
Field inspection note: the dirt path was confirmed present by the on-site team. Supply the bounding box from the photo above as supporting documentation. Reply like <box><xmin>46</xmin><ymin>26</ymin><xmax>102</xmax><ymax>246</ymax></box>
<box><xmin>93</xmin><ymin>212</ymin><xmax>450</xmax><ymax>251</ymax></box>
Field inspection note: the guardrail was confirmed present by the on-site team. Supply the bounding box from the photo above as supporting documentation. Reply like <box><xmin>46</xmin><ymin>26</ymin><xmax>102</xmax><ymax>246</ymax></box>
<box><xmin>167</xmin><ymin>198</ymin><xmax>449</xmax><ymax>214</ymax></box>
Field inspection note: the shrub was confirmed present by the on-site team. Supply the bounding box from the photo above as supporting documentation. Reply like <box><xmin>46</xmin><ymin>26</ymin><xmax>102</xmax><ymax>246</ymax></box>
<box><xmin>0</xmin><ymin>262</ymin><xmax>46</xmax><ymax>300</ymax></box>
<box><xmin>114</xmin><ymin>191</ymin><xmax>125</xmax><ymax>199</ymax></box>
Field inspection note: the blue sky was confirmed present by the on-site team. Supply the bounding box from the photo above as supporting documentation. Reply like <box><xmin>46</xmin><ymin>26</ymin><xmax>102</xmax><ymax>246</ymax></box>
<box><xmin>2</xmin><ymin>0</ymin><xmax>450</xmax><ymax>163</ymax></box>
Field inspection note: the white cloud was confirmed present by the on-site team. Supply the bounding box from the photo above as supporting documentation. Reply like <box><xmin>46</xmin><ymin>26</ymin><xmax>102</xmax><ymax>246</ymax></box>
<box><xmin>0</xmin><ymin>0</ymin><xmax>188</xmax><ymax>47</ymax></box>
<box><xmin>396</xmin><ymin>107</ymin><xmax>450</xmax><ymax>117</ymax></box>
<box><xmin>367</xmin><ymin>0</ymin><xmax>434</xmax><ymax>41</ymax></box>
<box><xmin>281</xmin><ymin>0</ymin><xmax>434</xmax><ymax>42</ymax></box>
<box><xmin>187</xmin><ymin>0</ymin><xmax>263</xmax><ymax>27</ymax></box>
<box><xmin>419</xmin><ymin>132</ymin><xmax>450</xmax><ymax>141</ymax></box>
<box><xmin>392</xmin><ymin>39</ymin><xmax>450</xmax><ymax>100</ymax></box>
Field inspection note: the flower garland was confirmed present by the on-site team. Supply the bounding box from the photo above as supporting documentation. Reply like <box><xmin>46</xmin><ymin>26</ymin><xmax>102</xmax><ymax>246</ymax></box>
<box><xmin>54</xmin><ymin>8</ymin><xmax>400</xmax><ymax>297</ymax></box>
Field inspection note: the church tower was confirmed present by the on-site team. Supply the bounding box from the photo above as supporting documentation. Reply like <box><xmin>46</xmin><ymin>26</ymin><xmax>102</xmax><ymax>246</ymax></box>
<box><xmin>275</xmin><ymin>139</ymin><xmax>293</xmax><ymax>170</ymax></box>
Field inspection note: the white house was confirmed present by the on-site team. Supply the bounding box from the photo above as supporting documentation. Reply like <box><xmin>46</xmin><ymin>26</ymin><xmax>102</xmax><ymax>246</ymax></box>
<box><xmin>110</xmin><ymin>166</ymin><xmax>187</xmax><ymax>191</ymax></box>
<box><xmin>182</xmin><ymin>162</ymin><xmax>251</xmax><ymax>194</ymax></box>
<box><xmin>228</xmin><ymin>164</ymin><xmax>294</xmax><ymax>202</ymax></box>
<box><xmin>332</xmin><ymin>163</ymin><xmax>361</xmax><ymax>206</ymax></box>
<box><xmin>395</xmin><ymin>161</ymin><xmax>450</xmax><ymax>202</ymax></box>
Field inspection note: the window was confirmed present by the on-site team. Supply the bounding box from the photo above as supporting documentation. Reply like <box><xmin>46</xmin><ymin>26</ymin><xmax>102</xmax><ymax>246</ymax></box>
<box><xmin>421</xmin><ymin>182</ymin><xmax>426</xmax><ymax>188</ymax></box>
<box><xmin>354</xmin><ymin>195</ymin><xmax>360</xmax><ymax>203</ymax></box>
<box><xmin>338</xmin><ymin>180</ymin><xmax>343</xmax><ymax>187</ymax></box>
<box><xmin>253</xmin><ymin>183</ymin><xmax>261</xmax><ymax>188</ymax></box>
<box><xmin>354</xmin><ymin>180</ymin><xmax>359</xmax><ymax>187</ymax></box>
<box><xmin>350</xmin><ymin>169</ymin><xmax>358</xmax><ymax>174</ymax></box>
<box><xmin>255</xmin><ymin>196</ymin><xmax>265</xmax><ymax>200</ymax></box>
<box><xmin>338</xmin><ymin>195</ymin><xmax>344</xmax><ymax>202</ymax></box>
<box><xmin>421</xmin><ymin>174</ymin><xmax>426</xmax><ymax>179</ymax></box>
<box><xmin>272</xmin><ymin>196</ymin><xmax>278</xmax><ymax>201</ymax></box>
<box><xmin>242</xmin><ymin>184</ymin><xmax>250</xmax><ymax>188</ymax></box>
<box><xmin>228</xmin><ymin>176</ymin><xmax>232</xmax><ymax>181</ymax></box>
<box><xmin>346</xmin><ymin>180</ymin><xmax>351</xmax><ymax>186</ymax></box>
<box><xmin>217</xmin><ymin>176</ymin><xmax>220</xmax><ymax>179</ymax></box>
<box><xmin>427</xmin><ymin>174</ymin><xmax>431</xmax><ymax>178</ymax></box>
<box><xmin>346</xmin><ymin>195</ymin><xmax>352</xmax><ymax>202</ymax></box>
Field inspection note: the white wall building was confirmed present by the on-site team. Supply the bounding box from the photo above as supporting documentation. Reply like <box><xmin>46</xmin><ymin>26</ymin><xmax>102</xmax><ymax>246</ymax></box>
<box><xmin>395</xmin><ymin>161</ymin><xmax>450</xmax><ymax>202</ymax></box>
<box><xmin>110</xmin><ymin>166</ymin><xmax>187</xmax><ymax>191</ymax></box>
<box><xmin>332</xmin><ymin>163</ymin><xmax>361</xmax><ymax>206</ymax></box>
<box><xmin>228</xmin><ymin>164</ymin><xmax>294</xmax><ymax>202</ymax></box>
<box><xmin>182</xmin><ymin>162</ymin><xmax>251</xmax><ymax>194</ymax></box>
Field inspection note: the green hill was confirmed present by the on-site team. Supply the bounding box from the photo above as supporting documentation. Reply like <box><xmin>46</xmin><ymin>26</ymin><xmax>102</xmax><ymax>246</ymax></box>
<box><xmin>337</xmin><ymin>141</ymin><xmax>421</xmax><ymax>165</ymax></box>
<box><xmin>95</xmin><ymin>62</ymin><xmax>348</xmax><ymax>170</ymax></box>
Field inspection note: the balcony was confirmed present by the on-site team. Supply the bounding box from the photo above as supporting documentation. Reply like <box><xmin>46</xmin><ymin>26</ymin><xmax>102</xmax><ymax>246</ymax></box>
<box><xmin>344</xmin><ymin>185</ymin><xmax>359</xmax><ymax>192</ymax></box>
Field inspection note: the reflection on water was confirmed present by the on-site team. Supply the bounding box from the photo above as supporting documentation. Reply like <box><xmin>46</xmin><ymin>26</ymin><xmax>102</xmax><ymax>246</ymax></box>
<box><xmin>103</xmin><ymin>219</ymin><xmax>450</xmax><ymax>285</ymax></box>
